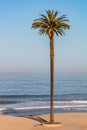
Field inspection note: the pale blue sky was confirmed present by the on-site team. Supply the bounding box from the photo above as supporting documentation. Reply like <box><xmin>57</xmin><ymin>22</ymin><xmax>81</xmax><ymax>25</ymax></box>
<box><xmin>0</xmin><ymin>0</ymin><xmax>87</xmax><ymax>72</ymax></box>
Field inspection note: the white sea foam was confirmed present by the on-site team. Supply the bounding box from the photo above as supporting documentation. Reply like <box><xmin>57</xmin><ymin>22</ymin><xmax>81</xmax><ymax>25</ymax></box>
<box><xmin>0</xmin><ymin>100</ymin><xmax>87</xmax><ymax>112</ymax></box>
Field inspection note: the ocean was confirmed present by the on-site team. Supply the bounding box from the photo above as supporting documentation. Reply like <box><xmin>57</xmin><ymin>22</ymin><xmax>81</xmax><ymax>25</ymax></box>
<box><xmin>0</xmin><ymin>72</ymin><xmax>87</xmax><ymax>116</ymax></box>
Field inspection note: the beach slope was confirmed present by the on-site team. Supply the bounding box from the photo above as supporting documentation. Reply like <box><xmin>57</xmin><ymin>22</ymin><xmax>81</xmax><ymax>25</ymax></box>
<box><xmin>0</xmin><ymin>113</ymin><xmax>87</xmax><ymax>130</ymax></box>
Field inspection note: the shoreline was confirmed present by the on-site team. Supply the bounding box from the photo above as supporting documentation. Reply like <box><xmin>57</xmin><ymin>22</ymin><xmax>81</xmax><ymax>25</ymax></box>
<box><xmin>0</xmin><ymin>113</ymin><xmax>87</xmax><ymax>130</ymax></box>
<box><xmin>1</xmin><ymin>108</ymin><xmax>87</xmax><ymax>116</ymax></box>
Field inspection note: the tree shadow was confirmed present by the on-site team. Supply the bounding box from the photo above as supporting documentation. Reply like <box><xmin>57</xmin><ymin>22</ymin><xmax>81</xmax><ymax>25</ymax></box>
<box><xmin>22</xmin><ymin>115</ymin><xmax>48</xmax><ymax>124</ymax></box>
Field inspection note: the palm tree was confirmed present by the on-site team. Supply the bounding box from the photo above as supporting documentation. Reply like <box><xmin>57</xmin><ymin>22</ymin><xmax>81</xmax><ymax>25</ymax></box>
<box><xmin>32</xmin><ymin>10</ymin><xmax>70</xmax><ymax>124</ymax></box>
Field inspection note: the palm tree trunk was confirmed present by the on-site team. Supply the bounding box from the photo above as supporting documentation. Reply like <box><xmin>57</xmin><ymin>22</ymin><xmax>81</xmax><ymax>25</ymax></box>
<box><xmin>50</xmin><ymin>36</ymin><xmax>54</xmax><ymax>123</ymax></box>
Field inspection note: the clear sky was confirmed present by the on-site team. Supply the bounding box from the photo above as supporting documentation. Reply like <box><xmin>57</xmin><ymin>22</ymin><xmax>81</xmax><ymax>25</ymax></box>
<box><xmin>0</xmin><ymin>0</ymin><xmax>87</xmax><ymax>72</ymax></box>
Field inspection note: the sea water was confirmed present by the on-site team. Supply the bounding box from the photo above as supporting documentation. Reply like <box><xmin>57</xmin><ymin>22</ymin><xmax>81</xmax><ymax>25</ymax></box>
<box><xmin>0</xmin><ymin>72</ymin><xmax>87</xmax><ymax>116</ymax></box>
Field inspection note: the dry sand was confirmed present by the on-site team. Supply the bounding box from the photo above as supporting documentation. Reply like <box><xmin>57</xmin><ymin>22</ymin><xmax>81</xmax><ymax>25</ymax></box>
<box><xmin>0</xmin><ymin>113</ymin><xmax>87</xmax><ymax>130</ymax></box>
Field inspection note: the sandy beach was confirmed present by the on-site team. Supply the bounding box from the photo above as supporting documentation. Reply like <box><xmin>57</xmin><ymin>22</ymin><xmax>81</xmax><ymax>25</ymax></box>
<box><xmin>0</xmin><ymin>113</ymin><xmax>87</xmax><ymax>130</ymax></box>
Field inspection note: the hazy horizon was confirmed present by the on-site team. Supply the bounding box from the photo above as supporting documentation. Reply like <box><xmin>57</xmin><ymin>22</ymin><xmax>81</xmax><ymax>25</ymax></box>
<box><xmin>0</xmin><ymin>66</ymin><xmax>87</xmax><ymax>73</ymax></box>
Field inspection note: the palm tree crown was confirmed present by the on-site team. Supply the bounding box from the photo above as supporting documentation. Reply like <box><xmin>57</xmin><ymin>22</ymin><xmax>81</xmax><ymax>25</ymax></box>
<box><xmin>32</xmin><ymin>10</ymin><xmax>70</xmax><ymax>38</ymax></box>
